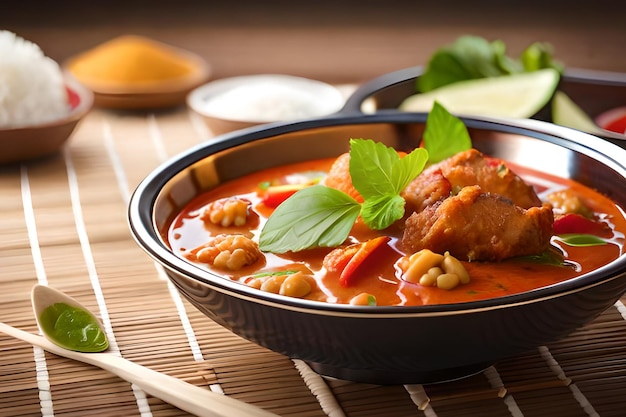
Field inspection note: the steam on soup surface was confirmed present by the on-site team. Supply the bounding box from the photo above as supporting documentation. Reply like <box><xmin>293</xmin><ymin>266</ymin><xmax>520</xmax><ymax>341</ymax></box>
<box><xmin>166</xmin><ymin>147</ymin><xmax>625</xmax><ymax>307</ymax></box>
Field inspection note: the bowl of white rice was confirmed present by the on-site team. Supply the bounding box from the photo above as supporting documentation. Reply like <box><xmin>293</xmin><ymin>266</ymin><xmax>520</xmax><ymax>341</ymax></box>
<box><xmin>0</xmin><ymin>31</ymin><xmax>93</xmax><ymax>164</ymax></box>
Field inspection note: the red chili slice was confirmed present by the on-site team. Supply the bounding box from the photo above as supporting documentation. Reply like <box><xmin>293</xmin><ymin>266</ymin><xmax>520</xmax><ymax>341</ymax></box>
<box><xmin>339</xmin><ymin>236</ymin><xmax>391</xmax><ymax>287</ymax></box>
<box><xmin>553</xmin><ymin>213</ymin><xmax>608</xmax><ymax>236</ymax></box>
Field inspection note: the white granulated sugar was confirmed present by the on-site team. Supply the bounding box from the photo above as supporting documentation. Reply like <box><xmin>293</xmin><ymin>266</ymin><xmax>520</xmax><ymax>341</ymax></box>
<box><xmin>0</xmin><ymin>31</ymin><xmax>69</xmax><ymax>128</ymax></box>
<box><xmin>204</xmin><ymin>83</ymin><xmax>330</xmax><ymax>122</ymax></box>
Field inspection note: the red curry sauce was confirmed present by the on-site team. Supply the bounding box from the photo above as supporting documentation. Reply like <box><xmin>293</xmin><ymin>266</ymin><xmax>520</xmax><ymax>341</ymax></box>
<box><xmin>166</xmin><ymin>157</ymin><xmax>626</xmax><ymax>306</ymax></box>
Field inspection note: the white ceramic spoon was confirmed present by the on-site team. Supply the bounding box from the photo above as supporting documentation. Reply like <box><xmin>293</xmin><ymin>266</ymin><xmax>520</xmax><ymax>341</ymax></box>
<box><xmin>0</xmin><ymin>284</ymin><xmax>279</xmax><ymax>417</ymax></box>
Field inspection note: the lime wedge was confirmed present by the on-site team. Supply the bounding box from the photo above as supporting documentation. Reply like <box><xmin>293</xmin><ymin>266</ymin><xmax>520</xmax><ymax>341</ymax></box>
<box><xmin>551</xmin><ymin>91</ymin><xmax>604</xmax><ymax>134</ymax></box>
<box><xmin>399</xmin><ymin>68</ymin><xmax>560</xmax><ymax>118</ymax></box>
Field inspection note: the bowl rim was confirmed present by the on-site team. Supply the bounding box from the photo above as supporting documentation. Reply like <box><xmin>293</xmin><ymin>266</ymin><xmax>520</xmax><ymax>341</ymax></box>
<box><xmin>128</xmin><ymin>111</ymin><xmax>626</xmax><ymax>316</ymax></box>
<box><xmin>186</xmin><ymin>73</ymin><xmax>346</xmax><ymax>123</ymax></box>
<box><xmin>341</xmin><ymin>66</ymin><xmax>626</xmax><ymax>144</ymax></box>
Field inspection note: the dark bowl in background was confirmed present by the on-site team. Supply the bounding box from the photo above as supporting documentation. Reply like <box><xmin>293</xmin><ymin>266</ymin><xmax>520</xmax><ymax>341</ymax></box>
<box><xmin>128</xmin><ymin>110</ymin><xmax>626</xmax><ymax>385</ymax></box>
<box><xmin>342</xmin><ymin>66</ymin><xmax>626</xmax><ymax>147</ymax></box>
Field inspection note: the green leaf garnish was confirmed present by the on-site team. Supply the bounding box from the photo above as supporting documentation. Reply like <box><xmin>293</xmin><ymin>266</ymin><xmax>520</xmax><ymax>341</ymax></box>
<box><xmin>347</xmin><ymin>139</ymin><xmax>428</xmax><ymax>198</ymax></box>
<box><xmin>348</xmin><ymin>138</ymin><xmax>402</xmax><ymax>198</ymax></box>
<box><xmin>418</xmin><ymin>35</ymin><xmax>563</xmax><ymax>93</ymax></box>
<box><xmin>516</xmin><ymin>247</ymin><xmax>567</xmax><ymax>267</ymax></box>
<box><xmin>558</xmin><ymin>234</ymin><xmax>607</xmax><ymax>247</ymax></box>
<box><xmin>418</xmin><ymin>36</ymin><xmax>506</xmax><ymax>92</ymax></box>
<box><xmin>521</xmin><ymin>42</ymin><xmax>564</xmax><ymax>73</ymax></box>
<box><xmin>360</xmin><ymin>194</ymin><xmax>406</xmax><ymax>230</ymax></box>
<box><xmin>352</xmin><ymin>140</ymin><xmax>427</xmax><ymax>230</ymax></box>
<box><xmin>258</xmin><ymin>181</ymin><xmax>271</xmax><ymax>190</ymax></box>
<box><xmin>251</xmin><ymin>270</ymin><xmax>299</xmax><ymax>278</ymax></box>
<box><xmin>422</xmin><ymin>101</ymin><xmax>472</xmax><ymax>163</ymax></box>
<box><xmin>259</xmin><ymin>186</ymin><xmax>361</xmax><ymax>253</ymax></box>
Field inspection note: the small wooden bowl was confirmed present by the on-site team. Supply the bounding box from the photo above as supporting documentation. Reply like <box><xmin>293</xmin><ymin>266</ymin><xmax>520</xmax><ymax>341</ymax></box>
<box><xmin>65</xmin><ymin>37</ymin><xmax>211</xmax><ymax>110</ymax></box>
<box><xmin>0</xmin><ymin>76</ymin><xmax>93</xmax><ymax>164</ymax></box>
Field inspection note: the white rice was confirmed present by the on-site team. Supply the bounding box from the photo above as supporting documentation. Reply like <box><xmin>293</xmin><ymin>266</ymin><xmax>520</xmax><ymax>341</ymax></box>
<box><xmin>204</xmin><ymin>83</ymin><xmax>335</xmax><ymax>122</ymax></box>
<box><xmin>0</xmin><ymin>31</ymin><xmax>69</xmax><ymax>128</ymax></box>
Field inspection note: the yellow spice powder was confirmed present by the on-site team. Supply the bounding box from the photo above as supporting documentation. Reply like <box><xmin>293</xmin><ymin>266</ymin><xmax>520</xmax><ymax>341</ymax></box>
<box><xmin>69</xmin><ymin>35</ymin><xmax>196</xmax><ymax>86</ymax></box>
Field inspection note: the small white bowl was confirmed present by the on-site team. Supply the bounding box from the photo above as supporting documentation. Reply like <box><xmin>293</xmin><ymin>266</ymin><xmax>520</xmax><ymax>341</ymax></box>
<box><xmin>187</xmin><ymin>74</ymin><xmax>345</xmax><ymax>135</ymax></box>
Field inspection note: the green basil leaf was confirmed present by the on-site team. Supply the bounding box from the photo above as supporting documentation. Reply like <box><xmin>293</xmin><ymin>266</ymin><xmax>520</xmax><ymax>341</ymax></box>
<box><xmin>418</xmin><ymin>36</ymin><xmax>507</xmax><ymax>92</ymax></box>
<box><xmin>521</xmin><ymin>42</ymin><xmax>564</xmax><ymax>73</ymax></box>
<box><xmin>417</xmin><ymin>35</ymin><xmax>561</xmax><ymax>93</ymax></box>
<box><xmin>259</xmin><ymin>186</ymin><xmax>361</xmax><ymax>253</ymax></box>
<box><xmin>349</xmin><ymin>138</ymin><xmax>428</xmax><ymax>198</ymax></box>
<box><xmin>348</xmin><ymin>138</ymin><xmax>399</xmax><ymax>199</ymax></box>
<box><xmin>516</xmin><ymin>247</ymin><xmax>566</xmax><ymax>267</ymax></box>
<box><xmin>361</xmin><ymin>194</ymin><xmax>406</xmax><ymax>230</ymax></box>
<box><xmin>418</xmin><ymin>51</ymin><xmax>474</xmax><ymax>92</ymax></box>
<box><xmin>390</xmin><ymin>147</ymin><xmax>429</xmax><ymax>194</ymax></box>
<box><xmin>559</xmin><ymin>234</ymin><xmax>607</xmax><ymax>247</ymax></box>
<box><xmin>423</xmin><ymin>101</ymin><xmax>472</xmax><ymax>163</ymax></box>
<box><xmin>251</xmin><ymin>270</ymin><xmax>299</xmax><ymax>278</ymax></box>
<box><xmin>492</xmin><ymin>39</ymin><xmax>523</xmax><ymax>74</ymax></box>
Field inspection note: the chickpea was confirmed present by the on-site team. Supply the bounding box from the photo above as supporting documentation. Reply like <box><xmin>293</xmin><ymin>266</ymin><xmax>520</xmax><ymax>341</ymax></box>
<box><xmin>441</xmin><ymin>252</ymin><xmax>470</xmax><ymax>284</ymax></box>
<box><xmin>400</xmin><ymin>249</ymin><xmax>470</xmax><ymax>290</ymax></box>
<box><xmin>349</xmin><ymin>292</ymin><xmax>377</xmax><ymax>306</ymax></box>
<box><xmin>436</xmin><ymin>273</ymin><xmax>460</xmax><ymax>290</ymax></box>
<box><xmin>418</xmin><ymin>267</ymin><xmax>442</xmax><ymax>287</ymax></box>
<box><xmin>401</xmin><ymin>249</ymin><xmax>445</xmax><ymax>283</ymax></box>
<box><xmin>246</xmin><ymin>277</ymin><xmax>263</xmax><ymax>290</ymax></box>
<box><xmin>247</xmin><ymin>271</ymin><xmax>315</xmax><ymax>299</ymax></box>
<box><xmin>279</xmin><ymin>273</ymin><xmax>312</xmax><ymax>298</ymax></box>
<box><xmin>201</xmin><ymin>197</ymin><xmax>250</xmax><ymax>227</ymax></box>
<box><xmin>191</xmin><ymin>234</ymin><xmax>262</xmax><ymax>271</ymax></box>
<box><xmin>260</xmin><ymin>275</ymin><xmax>286</xmax><ymax>294</ymax></box>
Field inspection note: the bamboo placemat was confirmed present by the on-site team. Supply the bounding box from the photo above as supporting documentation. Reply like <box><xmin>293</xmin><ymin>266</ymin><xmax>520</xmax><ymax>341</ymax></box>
<box><xmin>1</xmin><ymin>102</ymin><xmax>626</xmax><ymax>417</ymax></box>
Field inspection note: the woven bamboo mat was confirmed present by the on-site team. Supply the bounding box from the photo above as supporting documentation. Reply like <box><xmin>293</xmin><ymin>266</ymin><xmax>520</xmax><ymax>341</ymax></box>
<box><xmin>1</xmin><ymin>103</ymin><xmax>626</xmax><ymax>417</ymax></box>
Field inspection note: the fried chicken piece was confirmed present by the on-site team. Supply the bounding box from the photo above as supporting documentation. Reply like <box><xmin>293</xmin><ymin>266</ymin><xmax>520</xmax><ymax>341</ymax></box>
<box><xmin>400</xmin><ymin>186</ymin><xmax>554</xmax><ymax>261</ymax></box>
<box><xmin>324</xmin><ymin>152</ymin><xmax>363</xmax><ymax>202</ymax></box>
<box><xmin>402</xmin><ymin>168</ymin><xmax>452</xmax><ymax>214</ymax></box>
<box><xmin>435</xmin><ymin>148</ymin><xmax>542</xmax><ymax>209</ymax></box>
<box><xmin>402</xmin><ymin>148</ymin><xmax>542</xmax><ymax>219</ymax></box>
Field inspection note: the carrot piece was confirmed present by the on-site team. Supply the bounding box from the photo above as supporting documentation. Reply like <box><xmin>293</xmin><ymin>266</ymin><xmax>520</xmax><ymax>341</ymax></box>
<box><xmin>260</xmin><ymin>184</ymin><xmax>308</xmax><ymax>208</ymax></box>
<box><xmin>339</xmin><ymin>236</ymin><xmax>391</xmax><ymax>287</ymax></box>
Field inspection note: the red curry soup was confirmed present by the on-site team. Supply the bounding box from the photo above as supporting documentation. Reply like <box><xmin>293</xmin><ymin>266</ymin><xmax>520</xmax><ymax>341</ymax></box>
<box><xmin>166</xmin><ymin>148</ymin><xmax>626</xmax><ymax>307</ymax></box>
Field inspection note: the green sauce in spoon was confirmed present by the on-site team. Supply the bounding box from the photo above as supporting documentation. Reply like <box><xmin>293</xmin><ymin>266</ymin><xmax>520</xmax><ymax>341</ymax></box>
<box><xmin>38</xmin><ymin>302</ymin><xmax>109</xmax><ymax>352</ymax></box>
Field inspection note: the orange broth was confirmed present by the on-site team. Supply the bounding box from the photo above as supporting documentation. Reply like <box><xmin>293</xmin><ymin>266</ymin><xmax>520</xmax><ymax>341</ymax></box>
<box><xmin>167</xmin><ymin>157</ymin><xmax>626</xmax><ymax>306</ymax></box>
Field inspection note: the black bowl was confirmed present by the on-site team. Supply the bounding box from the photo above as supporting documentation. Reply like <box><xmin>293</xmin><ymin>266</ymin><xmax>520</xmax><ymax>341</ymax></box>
<box><xmin>128</xmin><ymin>111</ymin><xmax>626</xmax><ymax>384</ymax></box>
<box><xmin>343</xmin><ymin>66</ymin><xmax>626</xmax><ymax>147</ymax></box>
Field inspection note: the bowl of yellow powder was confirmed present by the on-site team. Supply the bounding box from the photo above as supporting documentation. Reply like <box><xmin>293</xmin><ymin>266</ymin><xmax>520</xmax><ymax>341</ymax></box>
<box><xmin>66</xmin><ymin>35</ymin><xmax>211</xmax><ymax>110</ymax></box>
<box><xmin>0</xmin><ymin>31</ymin><xmax>93</xmax><ymax>164</ymax></box>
